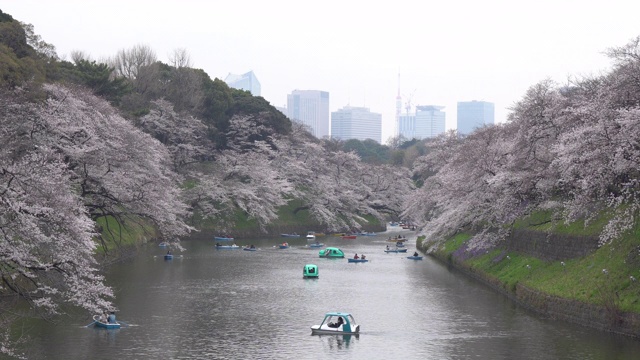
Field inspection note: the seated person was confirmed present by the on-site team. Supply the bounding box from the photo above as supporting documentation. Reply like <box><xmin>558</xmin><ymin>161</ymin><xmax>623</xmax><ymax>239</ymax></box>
<box><xmin>328</xmin><ymin>317</ymin><xmax>345</xmax><ymax>328</ymax></box>
<box><xmin>354</xmin><ymin>253</ymin><xmax>359</xmax><ymax>259</ymax></box>
<box><xmin>107</xmin><ymin>311</ymin><xmax>116</xmax><ymax>324</ymax></box>
<box><xmin>361</xmin><ymin>254</ymin><xmax>366</xmax><ymax>260</ymax></box>
<box><xmin>413</xmin><ymin>251</ymin><xmax>419</xmax><ymax>257</ymax></box>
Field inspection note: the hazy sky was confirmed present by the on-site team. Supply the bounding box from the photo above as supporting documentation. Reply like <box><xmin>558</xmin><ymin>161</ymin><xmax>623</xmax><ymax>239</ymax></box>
<box><xmin>3</xmin><ymin>0</ymin><xmax>640</xmax><ymax>143</ymax></box>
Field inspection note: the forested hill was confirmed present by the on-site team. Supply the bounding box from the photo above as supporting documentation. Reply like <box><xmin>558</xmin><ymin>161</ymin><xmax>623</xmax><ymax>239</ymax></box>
<box><xmin>0</xmin><ymin>10</ymin><xmax>414</xmax><ymax>350</ymax></box>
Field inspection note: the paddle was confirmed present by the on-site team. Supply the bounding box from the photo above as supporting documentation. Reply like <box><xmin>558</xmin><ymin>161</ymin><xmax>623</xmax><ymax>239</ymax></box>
<box><xmin>85</xmin><ymin>321</ymin><xmax>96</xmax><ymax>327</ymax></box>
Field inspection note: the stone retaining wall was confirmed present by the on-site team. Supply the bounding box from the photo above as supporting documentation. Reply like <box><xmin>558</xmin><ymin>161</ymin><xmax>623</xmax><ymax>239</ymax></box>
<box><xmin>440</xmin><ymin>255</ymin><xmax>640</xmax><ymax>339</ymax></box>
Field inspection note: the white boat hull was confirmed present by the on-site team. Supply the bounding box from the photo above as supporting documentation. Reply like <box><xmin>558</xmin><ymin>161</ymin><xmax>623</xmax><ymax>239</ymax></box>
<box><xmin>310</xmin><ymin>324</ymin><xmax>360</xmax><ymax>335</ymax></box>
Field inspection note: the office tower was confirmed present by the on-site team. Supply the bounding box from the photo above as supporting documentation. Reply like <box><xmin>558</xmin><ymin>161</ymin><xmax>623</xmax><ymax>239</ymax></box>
<box><xmin>398</xmin><ymin>105</ymin><xmax>446</xmax><ymax>140</ymax></box>
<box><xmin>457</xmin><ymin>101</ymin><xmax>495</xmax><ymax>135</ymax></box>
<box><xmin>287</xmin><ymin>90</ymin><xmax>330</xmax><ymax>138</ymax></box>
<box><xmin>224</xmin><ymin>70</ymin><xmax>261</xmax><ymax>96</ymax></box>
<box><xmin>331</xmin><ymin>105</ymin><xmax>382</xmax><ymax>143</ymax></box>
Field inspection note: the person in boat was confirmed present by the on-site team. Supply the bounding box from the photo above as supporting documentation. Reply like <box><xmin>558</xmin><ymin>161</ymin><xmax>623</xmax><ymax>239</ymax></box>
<box><xmin>386</xmin><ymin>245</ymin><xmax>390</xmax><ymax>250</ymax></box>
<box><xmin>100</xmin><ymin>311</ymin><xmax>108</xmax><ymax>323</ymax></box>
<box><xmin>329</xmin><ymin>316</ymin><xmax>345</xmax><ymax>328</ymax></box>
<box><xmin>361</xmin><ymin>254</ymin><xmax>366</xmax><ymax>260</ymax></box>
<box><xmin>107</xmin><ymin>311</ymin><xmax>116</xmax><ymax>324</ymax></box>
<box><xmin>250</xmin><ymin>244</ymin><xmax>255</xmax><ymax>249</ymax></box>
<box><xmin>354</xmin><ymin>253</ymin><xmax>359</xmax><ymax>259</ymax></box>
<box><xmin>167</xmin><ymin>250</ymin><xmax>172</xmax><ymax>255</ymax></box>
<box><xmin>215</xmin><ymin>242</ymin><xmax>220</xmax><ymax>247</ymax></box>
<box><xmin>413</xmin><ymin>251</ymin><xmax>419</xmax><ymax>257</ymax></box>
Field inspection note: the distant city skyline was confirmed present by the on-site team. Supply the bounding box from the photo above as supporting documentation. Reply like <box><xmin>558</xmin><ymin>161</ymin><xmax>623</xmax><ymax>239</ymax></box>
<box><xmin>4</xmin><ymin>1</ymin><xmax>638</xmax><ymax>144</ymax></box>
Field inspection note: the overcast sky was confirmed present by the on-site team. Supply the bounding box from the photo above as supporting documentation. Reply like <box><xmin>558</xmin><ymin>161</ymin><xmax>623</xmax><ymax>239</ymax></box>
<box><xmin>3</xmin><ymin>0</ymin><xmax>640</xmax><ymax>143</ymax></box>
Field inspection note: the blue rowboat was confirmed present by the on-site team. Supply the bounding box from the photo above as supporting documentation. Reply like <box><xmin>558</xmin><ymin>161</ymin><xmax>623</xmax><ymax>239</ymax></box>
<box><xmin>214</xmin><ymin>236</ymin><xmax>234</xmax><ymax>241</ymax></box>
<box><xmin>308</xmin><ymin>243</ymin><xmax>325</xmax><ymax>248</ymax></box>
<box><xmin>347</xmin><ymin>258</ymin><xmax>368</xmax><ymax>263</ymax></box>
<box><xmin>215</xmin><ymin>245</ymin><xmax>240</xmax><ymax>250</ymax></box>
<box><xmin>279</xmin><ymin>244</ymin><xmax>290</xmax><ymax>249</ymax></box>
<box><xmin>243</xmin><ymin>246</ymin><xmax>257</xmax><ymax>251</ymax></box>
<box><xmin>384</xmin><ymin>248</ymin><xmax>408</xmax><ymax>253</ymax></box>
<box><xmin>164</xmin><ymin>254</ymin><xmax>173</xmax><ymax>260</ymax></box>
<box><xmin>281</xmin><ymin>233</ymin><xmax>301</xmax><ymax>238</ymax></box>
<box><xmin>406</xmin><ymin>256</ymin><xmax>423</xmax><ymax>260</ymax></box>
<box><xmin>92</xmin><ymin>315</ymin><xmax>121</xmax><ymax>329</ymax></box>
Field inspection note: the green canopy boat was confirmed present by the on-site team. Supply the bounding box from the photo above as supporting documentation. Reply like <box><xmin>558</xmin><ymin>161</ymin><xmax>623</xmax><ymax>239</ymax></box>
<box><xmin>319</xmin><ymin>247</ymin><xmax>345</xmax><ymax>258</ymax></box>
<box><xmin>303</xmin><ymin>264</ymin><xmax>319</xmax><ymax>278</ymax></box>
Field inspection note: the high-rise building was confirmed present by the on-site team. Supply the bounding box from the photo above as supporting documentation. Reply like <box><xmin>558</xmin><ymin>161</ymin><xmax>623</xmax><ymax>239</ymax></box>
<box><xmin>287</xmin><ymin>90</ymin><xmax>330</xmax><ymax>138</ymax></box>
<box><xmin>331</xmin><ymin>106</ymin><xmax>382</xmax><ymax>143</ymax></box>
<box><xmin>457</xmin><ymin>101</ymin><xmax>494</xmax><ymax>135</ymax></box>
<box><xmin>398</xmin><ymin>105</ymin><xmax>446</xmax><ymax>140</ymax></box>
<box><xmin>224</xmin><ymin>71</ymin><xmax>261</xmax><ymax>96</ymax></box>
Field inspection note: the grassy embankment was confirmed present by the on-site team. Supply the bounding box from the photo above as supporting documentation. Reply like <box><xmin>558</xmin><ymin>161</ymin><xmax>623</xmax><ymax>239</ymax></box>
<box><xmin>423</xmin><ymin>211</ymin><xmax>640</xmax><ymax>314</ymax></box>
<box><xmin>94</xmin><ymin>216</ymin><xmax>159</xmax><ymax>256</ymax></box>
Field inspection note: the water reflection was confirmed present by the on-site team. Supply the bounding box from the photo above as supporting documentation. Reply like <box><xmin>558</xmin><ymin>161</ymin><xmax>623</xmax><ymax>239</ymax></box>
<box><xmin>316</xmin><ymin>333</ymin><xmax>359</xmax><ymax>350</ymax></box>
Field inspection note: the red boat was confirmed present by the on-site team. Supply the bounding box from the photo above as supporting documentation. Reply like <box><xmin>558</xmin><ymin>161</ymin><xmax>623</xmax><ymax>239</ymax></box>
<box><xmin>341</xmin><ymin>235</ymin><xmax>357</xmax><ymax>239</ymax></box>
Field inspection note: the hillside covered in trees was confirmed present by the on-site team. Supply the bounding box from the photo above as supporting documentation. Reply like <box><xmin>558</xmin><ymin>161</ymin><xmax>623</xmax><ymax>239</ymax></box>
<box><xmin>0</xmin><ymin>9</ymin><xmax>414</xmax><ymax>355</ymax></box>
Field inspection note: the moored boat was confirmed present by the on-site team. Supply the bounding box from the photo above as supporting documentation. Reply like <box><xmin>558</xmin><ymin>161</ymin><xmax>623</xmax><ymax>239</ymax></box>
<box><xmin>306</xmin><ymin>231</ymin><xmax>316</xmax><ymax>240</ymax></box>
<box><xmin>281</xmin><ymin>233</ymin><xmax>301</xmax><ymax>238</ymax></box>
<box><xmin>311</xmin><ymin>312</ymin><xmax>359</xmax><ymax>335</ymax></box>
<box><xmin>215</xmin><ymin>244</ymin><xmax>240</xmax><ymax>250</ymax></box>
<box><xmin>303</xmin><ymin>264</ymin><xmax>319</xmax><ymax>278</ymax></box>
<box><xmin>214</xmin><ymin>236</ymin><xmax>234</xmax><ymax>241</ymax></box>
<box><xmin>92</xmin><ymin>315</ymin><xmax>121</xmax><ymax>329</ymax></box>
<box><xmin>384</xmin><ymin>248</ymin><xmax>408</xmax><ymax>253</ymax></box>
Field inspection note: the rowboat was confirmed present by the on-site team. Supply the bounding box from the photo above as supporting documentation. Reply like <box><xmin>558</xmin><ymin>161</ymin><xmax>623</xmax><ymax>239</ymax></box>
<box><xmin>308</xmin><ymin>242</ymin><xmax>325</xmax><ymax>248</ymax></box>
<box><xmin>214</xmin><ymin>236</ymin><xmax>234</xmax><ymax>241</ymax></box>
<box><xmin>92</xmin><ymin>315</ymin><xmax>121</xmax><ymax>329</ymax></box>
<box><xmin>341</xmin><ymin>235</ymin><xmax>357</xmax><ymax>240</ymax></box>
<box><xmin>347</xmin><ymin>258</ymin><xmax>368</xmax><ymax>263</ymax></box>
<box><xmin>243</xmin><ymin>246</ymin><xmax>257</xmax><ymax>251</ymax></box>
<box><xmin>306</xmin><ymin>231</ymin><xmax>316</xmax><ymax>240</ymax></box>
<box><xmin>215</xmin><ymin>244</ymin><xmax>240</xmax><ymax>250</ymax></box>
<box><xmin>311</xmin><ymin>312</ymin><xmax>359</xmax><ymax>335</ymax></box>
<box><xmin>164</xmin><ymin>254</ymin><xmax>173</xmax><ymax>260</ymax></box>
<box><xmin>158</xmin><ymin>242</ymin><xmax>169</xmax><ymax>247</ymax></box>
<box><xmin>281</xmin><ymin>233</ymin><xmax>300</xmax><ymax>238</ymax></box>
<box><xmin>406</xmin><ymin>256</ymin><xmax>423</xmax><ymax>260</ymax></box>
<box><xmin>384</xmin><ymin>248</ymin><xmax>408</xmax><ymax>253</ymax></box>
<box><xmin>279</xmin><ymin>243</ymin><xmax>290</xmax><ymax>249</ymax></box>
<box><xmin>303</xmin><ymin>264</ymin><xmax>319</xmax><ymax>278</ymax></box>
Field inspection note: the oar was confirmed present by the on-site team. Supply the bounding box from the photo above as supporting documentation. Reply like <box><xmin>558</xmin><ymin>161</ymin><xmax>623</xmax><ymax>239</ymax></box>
<box><xmin>85</xmin><ymin>321</ymin><xmax>96</xmax><ymax>327</ymax></box>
